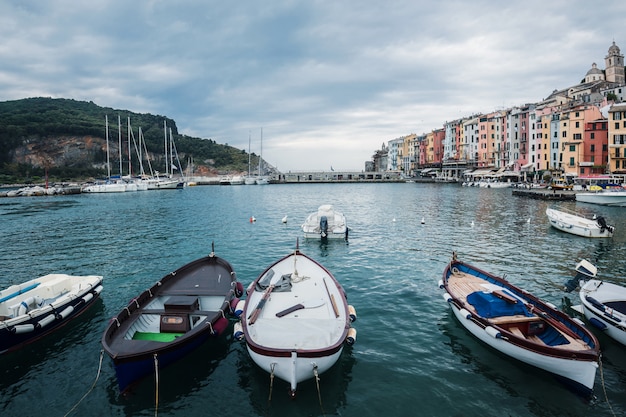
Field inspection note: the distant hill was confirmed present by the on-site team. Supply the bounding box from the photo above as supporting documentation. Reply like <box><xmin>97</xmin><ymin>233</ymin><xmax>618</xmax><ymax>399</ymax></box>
<box><xmin>0</xmin><ymin>97</ymin><xmax>258</xmax><ymax>184</ymax></box>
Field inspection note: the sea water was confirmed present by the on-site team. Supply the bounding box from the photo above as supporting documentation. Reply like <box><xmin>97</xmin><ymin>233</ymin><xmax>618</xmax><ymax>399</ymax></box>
<box><xmin>1</xmin><ymin>183</ymin><xmax>625</xmax><ymax>416</ymax></box>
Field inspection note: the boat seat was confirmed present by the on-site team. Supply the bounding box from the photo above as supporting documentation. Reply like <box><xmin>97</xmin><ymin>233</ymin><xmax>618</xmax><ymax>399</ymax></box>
<box><xmin>489</xmin><ymin>315</ymin><xmax>541</xmax><ymax>324</ymax></box>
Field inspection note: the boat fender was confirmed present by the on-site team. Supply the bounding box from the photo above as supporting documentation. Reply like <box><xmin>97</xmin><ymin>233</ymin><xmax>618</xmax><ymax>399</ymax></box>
<box><xmin>233</xmin><ymin>321</ymin><xmax>244</xmax><ymax>341</ymax></box>
<box><xmin>485</xmin><ymin>326</ymin><xmax>502</xmax><ymax>339</ymax></box>
<box><xmin>572</xmin><ymin>317</ymin><xmax>586</xmax><ymax>327</ymax></box>
<box><xmin>459</xmin><ymin>308</ymin><xmax>471</xmax><ymax>319</ymax></box>
<box><xmin>589</xmin><ymin>317</ymin><xmax>608</xmax><ymax>331</ymax></box>
<box><xmin>438</xmin><ymin>280</ymin><xmax>444</xmax><ymax>289</ymax></box>
<box><xmin>37</xmin><ymin>314</ymin><xmax>56</xmax><ymax>329</ymax></box>
<box><xmin>348</xmin><ymin>305</ymin><xmax>357</xmax><ymax>322</ymax></box>
<box><xmin>234</xmin><ymin>299</ymin><xmax>245</xmax><ymax>317</ymax></box>
<box><xmin>545</xmin><ymin>302</ymin><xmax>557</xmax><ymax>310</ymax></box>
<box><xmin>235</xmin><ymin>281</ymin><xmax>244</xmax><ymax>298</ymax></box>
<box><xmin>82</xmin><ymin>293</ymin><xmax>94</xmax><ymax>304</ymax></box>
<box><xmin>443</xmin><ymin>293</ymin><xmax>452</xmax><ymax>303</ymax></box>
<box><xmin>211</xmin><ymin>316</ymin><xmax>229</xmax><ymax>336</ymax></box>
<box><xmin>94</xmin><ymin>285</ymin><xmax>103</xmax><ymax>295</ymax></box>
<box><xmin>229</xmin><ymin>297</ymin><xmax>240</xmax><ymax>315</ymax></box>
<box><xmin>11</xmin><ymin>324</ymin><xmax>35</xmax><ymax>334</ymax></box>
<box><xmin>56</xmin><ymin>305</ymin><xmax>74</xmax><ymax>320</ymax></box>
<box><xmin>346</xmin><ymin>327</ymin><xmax>357</xmax><ymax>345</ymax></box>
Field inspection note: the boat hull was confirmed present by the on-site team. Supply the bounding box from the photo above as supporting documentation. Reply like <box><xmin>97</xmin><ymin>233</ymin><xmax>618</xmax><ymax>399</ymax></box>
<box><xmin>441</xmin><ymin>257</ymin><xmax>599</xmax><ymax>397</ymax></box>
<box><xmin>0</xmin><ymin>275</ymin><xmax>104</xmax><ymax>354</ymax></box>
<box><xmin>546</xmin><ymin>208</ymin><xmax>613</xmax><ymax>238</ymax></box>
<box><xmin>579</xmin><ymin>279</ymin><xmax>626</xmax><ymax>346</ymax></box>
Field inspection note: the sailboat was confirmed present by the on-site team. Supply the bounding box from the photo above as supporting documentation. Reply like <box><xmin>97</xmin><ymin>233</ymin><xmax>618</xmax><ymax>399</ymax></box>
<box><xmin>82</xmin><ymin>115</ymin><xmax>127</xmax><ymax>193</ymax></box>
<box><xmin>145</xmin><ymin>121</ymin><xmax>182</xmax><ymax>190</ymax></box>
<box><xmin>244</xmin><ymin>131</ymin><xmax>257</xmax><ymax>185</ymax></box>
<box><xmin>256</xmin><ymin>128</ymin><xmax>269</xmax><ymax>185</ymax></box>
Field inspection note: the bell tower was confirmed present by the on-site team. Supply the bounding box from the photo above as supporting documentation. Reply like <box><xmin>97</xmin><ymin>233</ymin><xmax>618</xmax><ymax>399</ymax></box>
<box><xmin>605</xmin><ymin>41</ymin><xmax>625</xmax><ymax>84</ymax></box>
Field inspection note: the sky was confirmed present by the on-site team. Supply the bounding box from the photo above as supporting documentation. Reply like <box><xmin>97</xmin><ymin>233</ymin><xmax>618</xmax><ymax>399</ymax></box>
<box><xmin>1</xmin><ymin>1</ymin><xmax>625</xmax><ymax>172</ymax></box>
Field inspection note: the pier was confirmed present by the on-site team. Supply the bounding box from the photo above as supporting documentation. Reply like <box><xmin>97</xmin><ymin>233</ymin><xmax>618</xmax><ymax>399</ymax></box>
<box><xmin>512</xmin><ymin>188</ymin><xmax>576</xmax><ymax>201</ymax></box>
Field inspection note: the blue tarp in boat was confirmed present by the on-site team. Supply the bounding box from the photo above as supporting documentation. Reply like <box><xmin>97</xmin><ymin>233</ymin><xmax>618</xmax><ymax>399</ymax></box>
<box><xmin>467</xmin><ymin>290</ymin><xmax>532</xmax><ymax>318</ymax></box>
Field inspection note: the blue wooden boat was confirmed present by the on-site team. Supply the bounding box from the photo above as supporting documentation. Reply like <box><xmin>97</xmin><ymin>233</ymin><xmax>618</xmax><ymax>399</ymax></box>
<box><xmin>0</xmin><ymin>273</ymin><xmax>103</xmax><ymax>354</ymax></box>
<box><xmin>101</xmin><ymin>247</ymin><xmax>243</xmax><ymax>392</ymax></box>
<box><xmin>439</xmin><ymin>252</ymin><xmax>600</xmax><ymax>397</ymax></box>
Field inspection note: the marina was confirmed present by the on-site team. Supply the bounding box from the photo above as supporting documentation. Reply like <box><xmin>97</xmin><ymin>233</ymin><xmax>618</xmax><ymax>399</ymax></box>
<box><xmin>1</xmin><ymin>183</ymin><xmax>626</xmax><ymax>416</ymax></box>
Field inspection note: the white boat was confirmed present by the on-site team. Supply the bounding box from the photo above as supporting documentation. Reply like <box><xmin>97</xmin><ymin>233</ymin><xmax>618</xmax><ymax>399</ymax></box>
<box><xmin>0</xmin><ymin>273</ymin><xmax>103</xmax><ymax>354</ymax></box>
<box><xmin>576</xmin><ymin>188</ymin><xmax>626</xmax><ymax>206</ymax></box>
<box><xmin>145</xmin><ymin>174</ymin><xmax>180</xmax><ymax>190</ymax></box>
<box><xmin>440</xmin><ymin>253</ymin><xmax>600</xmax><ymax>397</ymax></box>
<box><xmin>82</xmin><ymin>180</ymin><xmax>127</xmax><ymax>193</ymax></box>
<box><xmin>571</xmin><ymin>260</ymin><xmax>626</xmax><ymax>347</ymax></box>
<box><xmin>301</xmin><ymin>204</ymin><xmax>349</xmax><ymax>240</ymax></box>
<box><xmin>546</xmin><ymin>207</ymin><xmax>614</xmax><ymax>238</ymax></box>
<box><xmin>237</xmin><ymin>243</ymin><xmax>356</xmax><ymax>396</ymax></box>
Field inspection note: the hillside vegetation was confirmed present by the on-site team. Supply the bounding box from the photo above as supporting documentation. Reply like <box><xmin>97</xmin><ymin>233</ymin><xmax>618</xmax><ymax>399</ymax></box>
<box><xmin>0</xmin><ymin>97</ymin><xmax>257</xmax><ymax>184</ymax></box>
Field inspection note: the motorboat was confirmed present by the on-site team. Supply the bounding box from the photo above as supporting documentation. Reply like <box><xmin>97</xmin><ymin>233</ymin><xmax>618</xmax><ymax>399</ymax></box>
<box><xmin>301</xmin><ymin>204</ymin><xmax>349</xmax><ymax>240</ymax></box>
<box><xmin>0</xmin><ymin>273</ymin><xmax>103</xmax><ymax>354</ymax></box>
<box><xmin>236</xmin><ymin>242</ymin><xmax>356</xmax><ymax>396</ymax></box>
<box><xmin>576</xmin><ymin>188</ymin><xmax>626</xmax><ymax>206</ymax></box>
<box><xmin>545</xmin><ymin>207</ymin><xmax>614</xmax><ymax>238</ymax></box>
<box><xmin>570</xmin><ymin>260</ymin><xmax>626</xmax><ymax>347</ymax></box>
<box><xmin>101</xmin><ymin>246</ymin><xmax>244</xmax><ymax>392</ymax></box>
<box><xmin>439</xmin><ymin>252</ymin><xmax>599</xmax><ymax>397</ymax></box>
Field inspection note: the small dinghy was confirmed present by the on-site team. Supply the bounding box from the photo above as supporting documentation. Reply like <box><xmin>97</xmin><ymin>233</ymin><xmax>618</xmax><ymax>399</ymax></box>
<box><xmin>101</xmin><ymin>245</ymin><xmax>243</xmax><ymax>392</ymax></box>
<box><xmin>0</xmin><ymin>273</ymin><xmax>103</xmax><ymax>354</ymax></box>
<box><xmin>439</xmin><ymin>252</ymin><xmax>599</xmax><ymax>397</ymax></box>
<box><xmin>301</xmin><ymin>204</ymin><xmax>349</xmax><ymax>240</ymax></box>
<box><xmin>546</xmin><ymin>207</ymin><xmax>614</xmax><ymax>238</ymax></box>
<box><xmin>570</xmin><ymin>259</ymin><xmax>626</xmax><ymax>347</ymax></box>
<box><xmin>236</xmin><ymin>241</ymin><xmax>356</xmax><ymax>397</ymax></box>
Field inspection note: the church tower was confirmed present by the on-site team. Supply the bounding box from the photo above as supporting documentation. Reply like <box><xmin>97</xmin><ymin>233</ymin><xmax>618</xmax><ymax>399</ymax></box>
<box><xmin>605</xmin><ymin>41</ymin><xmax>625</xmax><ymax>84</ymax></box>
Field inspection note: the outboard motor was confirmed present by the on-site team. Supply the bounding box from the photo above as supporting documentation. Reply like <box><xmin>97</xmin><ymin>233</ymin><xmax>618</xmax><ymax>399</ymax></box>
<box><xmin>319</xmin><ymin>216</ymin><xmax>329</xmax><ymax>238</ymax></box>
<box><xmin>596</xmin><ymin>216</ymin><xmax>609</xmax><ymax>233</ymax></box>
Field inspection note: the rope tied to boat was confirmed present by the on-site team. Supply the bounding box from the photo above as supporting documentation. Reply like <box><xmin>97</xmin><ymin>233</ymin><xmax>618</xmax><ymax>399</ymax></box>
<box><xmin>154</xmin><ymin>353</ymin><xmax>160</xmax><ymax>417</ymax></box>
<box><xmin>598</xmin><ymin>355</ymin><xmax>617</xmax><ymax>417</ymax></box>
<box><xmin>63</xmin><ymin>349</ymin><xmax>104</xmax><ymax>417</ymax></box>
<box><xmin>268</xmin><ymin>363</ymin><xmax>276</xmax><ymax>405</ymax></box>
<box><xmin>313</xmin><ymin>365</ymin><xmax>326</xmax><ymax>417</ymax></box>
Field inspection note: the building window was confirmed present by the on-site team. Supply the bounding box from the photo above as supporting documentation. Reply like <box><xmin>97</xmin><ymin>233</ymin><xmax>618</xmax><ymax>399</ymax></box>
<box><xmin>575</xmin><ymin>121</ymin><xmax>580</xmax><ymax>128</ymax></box>
<box><xmin>569</xmin><ymin>157</ymin><xmax>575</xmax><ymax>166</ymax></box>
<box><xmin>615</xmin><ymin>112</ymin><xmax>622</xmax><ymax>121</ymax></box>
<box><xmin>569</xmin><ymin>145</ymin><xmax>575</xmax><ymax>152</ymax></box>
<box><xmin>591</xmin><ymin>144</ymin><xmax>595</xmax><ymax>152</ymax></box>
<box><xmin>591</xmin><ymin>132</ymin><xmax>595</xmax><ymax>139</ymax></box>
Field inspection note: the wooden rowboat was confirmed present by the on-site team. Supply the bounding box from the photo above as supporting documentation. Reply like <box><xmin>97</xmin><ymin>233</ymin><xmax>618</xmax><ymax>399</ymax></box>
<box><xmin>439</xmin><ymin>252</ymin><xmax>600</xmax><ymax>397</ymax></box>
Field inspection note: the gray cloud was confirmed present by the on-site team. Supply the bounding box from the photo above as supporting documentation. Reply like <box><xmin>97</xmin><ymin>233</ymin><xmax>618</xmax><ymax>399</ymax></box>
<box><xmin>1</xmin><ymin>0</ymin><xmax>624</xmax><ymax>171</ymax></box>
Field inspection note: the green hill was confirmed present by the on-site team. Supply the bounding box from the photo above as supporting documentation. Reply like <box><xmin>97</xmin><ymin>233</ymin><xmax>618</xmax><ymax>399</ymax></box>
<box><xmin>0</xmin><ymin>97</ymin><xmax>257</xmax><ymax>184</ymax></box>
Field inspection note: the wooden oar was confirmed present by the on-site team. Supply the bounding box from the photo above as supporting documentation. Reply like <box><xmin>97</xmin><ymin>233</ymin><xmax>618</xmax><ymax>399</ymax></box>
<box><xmin>248</xmin><ymin>270</ymin><xmax>281</xmax><ymax>325</ymax></box>
<box><xmin>323</xmin><ymin>277</ymin><xmax>339</xmax><ymax>318</ymax></box>
<box><xmin>276</xmin><ymin>299</ymin><xmax>325</xmax><ymax>317</ymax></box>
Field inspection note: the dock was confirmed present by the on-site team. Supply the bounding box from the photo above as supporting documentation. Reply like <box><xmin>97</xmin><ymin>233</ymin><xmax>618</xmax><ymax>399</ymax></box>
<box><xmin>512</xmin><ymin>188</ymin><xmax>576</xmax><ymax>201</ymax></box>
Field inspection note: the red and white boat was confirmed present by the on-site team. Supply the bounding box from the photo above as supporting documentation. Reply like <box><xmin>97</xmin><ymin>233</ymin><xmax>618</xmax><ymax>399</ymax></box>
<box><xmin>236</xmin><ymin>243</ymin><xmax>356</xmax><ymax>396</ymax></box>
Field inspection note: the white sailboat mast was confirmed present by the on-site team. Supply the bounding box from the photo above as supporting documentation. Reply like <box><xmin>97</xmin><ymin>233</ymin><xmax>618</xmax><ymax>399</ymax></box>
<box><xmin>248</xmin><ymin>131</ymin><xmax>252</xmax><ymax>176</ymax></box>
<box><xmin>118</xmin><ymin>115</ymin><xmax>123</xmax><ymax>176</ymax></box>
<box><xmin>127</xmin><ymin>117</ymin><xmax>132</xmax><ymax>177</ymax></box>
<box><xmin>105</xmin><ymin>115</ymin><xmax>111</xmax><ymax>178</ymax></box>
<box><xmin>163</xmin><ymin>120</ymin><xmax>169</xmax><ymax>176</ymax></box>
<box><xmin>259</xmin><ymin>127</ymin><xmax>263</xmax><ymax>176</ymax></box>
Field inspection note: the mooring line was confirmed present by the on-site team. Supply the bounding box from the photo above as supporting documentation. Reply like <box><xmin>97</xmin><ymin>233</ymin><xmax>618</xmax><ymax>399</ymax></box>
<box><xmin>154</xmin><ymin>353</ymin><xmax>160</xmax><ymax>417</ymax></box>
<box><xmin>313</xmin><ymin>366</ymin><xmax>325</xmax><ymax>417</ymax></box>
<box><xmin>64</xmin><ymin>349</ymin><xmax>104</xmax><ymax>417</ymax></box>
<box><xmin>599</xmin><ymin>356</ymin><xmax>616</xmax><ymax>417</ymax></box>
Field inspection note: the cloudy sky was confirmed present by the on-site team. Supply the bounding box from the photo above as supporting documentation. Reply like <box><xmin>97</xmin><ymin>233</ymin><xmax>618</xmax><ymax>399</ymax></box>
<box><xmin>1</xmin><ymin>1</ymin><xmax>624</xmax><ymax>172</ymax></box>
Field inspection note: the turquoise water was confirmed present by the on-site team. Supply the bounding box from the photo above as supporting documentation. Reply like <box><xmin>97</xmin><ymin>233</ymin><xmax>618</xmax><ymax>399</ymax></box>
<box><xmin>1</xmin><ymin>183</ymin><xmax>625</xmax><ymax>417</ymax></box>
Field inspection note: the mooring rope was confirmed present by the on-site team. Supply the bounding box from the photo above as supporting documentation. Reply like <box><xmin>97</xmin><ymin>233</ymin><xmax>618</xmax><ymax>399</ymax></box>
<box><xmin>313</xmin><ymin>366</ymin><xmax>325</xmax><ymax>417</ymax></box>
<box><xmin>154</xmin><ymin>353</ymin><xmax>160</xmax><ymax>417</ymax></box>
<box><xmin>598</xmin><ymin>356</ymin><xmax>616</xmax><ymax>417</ymax></box>
<box><xmin>63</xmin><ymin>349</ymin><xmax>104</xmax><ymax>417</ymax></box>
